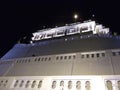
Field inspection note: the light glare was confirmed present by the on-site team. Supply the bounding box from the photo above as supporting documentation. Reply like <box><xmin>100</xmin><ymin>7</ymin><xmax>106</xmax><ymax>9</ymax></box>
<box><xmin>74</xmin><ymin>14</ymin><xmax>78</xmax><ymax>19</ymax></box>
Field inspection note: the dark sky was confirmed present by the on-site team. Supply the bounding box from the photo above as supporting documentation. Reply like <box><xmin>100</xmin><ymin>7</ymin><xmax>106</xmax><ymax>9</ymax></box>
<box><xmin>0</xmin><ymin>0</ymin><xmax>120</xmax><ymax>58</ymax></box>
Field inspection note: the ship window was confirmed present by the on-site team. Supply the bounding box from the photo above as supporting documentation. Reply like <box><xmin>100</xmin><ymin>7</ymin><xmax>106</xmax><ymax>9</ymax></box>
<box><xmin>56</xmin><ymin>56</ymin><xmax>59</xmax><ymax>60</ymax></box>
<box><xmin>91</xmin><ymin>54</ymin><xmax>94</xmax><ymax>58</ymax></box>
<box><xmin>69</xmin><ymin>56</ymin><xmax>71</xmax><ymax>59</ymax></box>
<box><xmin>25</xmin><ymin>80</ymin><xmax>30</xmax><ymax>88</ymax></box>
<box><xmin>52</xmin><ymin>81</ymin><xmax>57</xmax><ymax>89</ymax></box>
<box><xmin>31</xmin><ymin>80</ymin><xmax>36</xmax><ymax>88</ymax></box>
<box><xmin>45</xmin><ymin>57</ymin><xmax>47</xmax><ymax>61</ymax></box>
<box><xmin>34</xmin><ymin>58</ymin><xmax>37</xmax><ymax>62</ymax></box>
<box><xmin>0</xmin><ymin>80</ymin><xmax>3</xmax><ymax>87</ymax></box>
<box><xmin>68</xmin><ymin>81</ymin><xmax>72</xmax><ymax>89</ymax></box>
<box><xmin>76</xmin><ymin>81</ymin><xmax>81</xmax><ymax>89</ymax></box>
<box><xmin>38</xmin><ymin>58</ymin><xmax>41</xmax><ymax>61</ymax></box>
<box><xmin>60</xmin><ymin>56</ymin><xmax>63</xmax><ymax>60</ymax></box>
<box><xmin>118</xmin><ymin>81</ymin><xmax>120</xmax><ymax>90</ymax></box>
<box><xmin>86</xmin><ymin>54</ymin><xmax>89</xmax><ymax>58</ymax></box>
<box><xmin>118</xmin><ymin>52</ymin><xmax>120</xmax><ymax>55</ymax></box>
<box><xmin>14</xmin><ymin>80</ymin><xmax>19</xmax><ymax>87</ymax></box>
<box><xmin>81</xmin><ymin>55</ymin><xmax>84</xmax><ymax>58</ymax></box>
<box><xmin>112</xmin><ymin>52</ymin><xmax>116</xmax><ymax>56</ymax></box>
<box><xmin>60</xmin><ymin>81</ymin><xmax>64</xmax><ymax>87</ymax></box>
<box><xmin>102</xmin><ymin>53</ymin><xmax>105</xmax><ymax>57</ymax></box>
<box><xmin>64</xmin><ymin>56</ymin><xmax>67</xmax><ymax>59</ymax></box>
<box><xmin>4</xmin><ymin>80</ymin><xmax>8</xmax><ymax>87</ymax></box>
<box><xmin>73</xmin><ymin>55</ymin><xmax>76</xmax><ymax>59</ymax></box>
<box><xmin>1</xmin><ymin>80</ymin><xmax>3</xmax><ymax>83</ymax></box>
<box><xmin>5</xmin><ymin>80</ymin><xmax>8</xmax><ymax>83</ymax></box>
<box><xmin>48</xmin><ymin>57</ymin><xmax>51</xmax><ymax>61</ymax></box>
<box><xmin>106</xmin><ymin>80</ymin><xmax>113</xmax><ymax>90</ymax></box>
<box><xmin>19</xmin><ymin>80</ymin><xmax>24</xmax><ymax>87</ymax></box>
<box><xmin>41</xmin><ymin>58</ymin><xmax>44</xmax><ymax>61</ymax></box>
<box><xmin>38</xmin><ymin>80</ymin><xmax>42</xmax><ymax>88</ymax></box>
<box><xmin>96</xmin><ymin>53</ymin><xmax>100</xmax><ymax>57</ymax></box>
<box><xmin>85</xmin><ymin>81</ymin><xmax>91</xmax><ymax>90</ymax></box>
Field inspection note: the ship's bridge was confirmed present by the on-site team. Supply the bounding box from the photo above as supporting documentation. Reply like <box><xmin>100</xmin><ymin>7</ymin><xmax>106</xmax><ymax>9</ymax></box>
<box><xmin>32</xmin><ymin>20</ymin><xmax>109</xmax><ymax>42</ymax></box>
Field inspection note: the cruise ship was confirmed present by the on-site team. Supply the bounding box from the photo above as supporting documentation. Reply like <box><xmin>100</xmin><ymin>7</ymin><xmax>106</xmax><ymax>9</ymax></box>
<box><xmin>0</xmin><ymin>20</ymin><xmax>120</xmax><ymax>90</ymax></box>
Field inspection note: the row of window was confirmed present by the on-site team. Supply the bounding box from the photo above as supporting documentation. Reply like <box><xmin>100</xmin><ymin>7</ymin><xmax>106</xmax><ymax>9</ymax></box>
<box><xmin>51</xmin><ymin>80</ymin><xmax>91</xmax><ymax>90</ymax></box>
<box><xmin>51</xmin><ymin>80</ymin><xmax>90</xmax><ymax>89</ymax></box>
<box><xmin>16</xmin><ymin>55</ymin><xmax>76</xmax><ymax>64</ymax></box>
<box><xmin>16</xmin><ymin>57</ymin><xmax>51</xmax><ymax>63</ymax></box>
<box><xmin>81</xmin><ymin>53</ymin><xmax>105</xmax><ymax>59</ymax></box>
<box><xmin>13</xmin><ymin>80</ymin><xmax>42</xmax><ymax>88</ymax></box>
<box><xmin>56</xmin><ymin>55</ymin><xmax>76</xmax><ymax>60</ymax></box>
<box><xmin>17</xmin><ymin>59</ymin><xmax>31</xmax><ymax>63</ymax></box>
<box><xmin>34</xmin><ymin>57</ymin><xmax>51</xmax><ymax>62</ymax></box>
<box><xmin>51</xmin><ymin>80</ymin><xmax>120</xmax><ymax>90</ymax></box>
<box><xmin>0</xmin><ymin>80</ymin><xmax>8</xmax><ymax>87</ymax></box>
<box><xmin>1</xmin><ymin>50</ymin><xmax>120</xmax><ymax>65</ymax></box>
<box><xmin>112</xmin><ymin>51</ymin><xmax>120</xmax><ymax>56</ymax></box>
<box><xmin>106</xmin><ymin>80</ymin><xmax>120</xmax><ymax>90</ymax></box>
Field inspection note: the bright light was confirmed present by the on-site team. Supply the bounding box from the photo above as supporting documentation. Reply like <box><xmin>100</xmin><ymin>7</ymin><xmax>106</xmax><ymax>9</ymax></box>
<box><xmin>74</xmin><ymin>14</ymin><xmax>78</xmax><ymax>19</ymax></box>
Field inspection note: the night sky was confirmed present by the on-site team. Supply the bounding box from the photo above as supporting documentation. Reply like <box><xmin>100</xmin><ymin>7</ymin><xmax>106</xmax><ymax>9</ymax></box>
<box><xmin>0</xmin><ymin>0</ymin><xmax>120</xmax><ymax>58</ymax></box>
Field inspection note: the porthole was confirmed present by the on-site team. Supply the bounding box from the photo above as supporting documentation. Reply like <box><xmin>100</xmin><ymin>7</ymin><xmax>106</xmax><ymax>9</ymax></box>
<box><xmin>64</xmin><ymin>56</ymin><xmax>67</xmax><ymax>59</ymax></box>
<box><xmin>81</xmin><ymin>55</ymin><xmax>84</xmax><ymax>58</ymax></box>
<box><xmin>19</xmin><ymin>80</ymin><xmax>24</xmax><ymax>87</ymax></box>
<box><xmin>38</xmin><ymin>58</ymin><xmax>41</xmax><ymax>61</ymax></box>
<box><xmin>14</xmin><ymin>80</ymin><xmax>19</xmax><ymax>87</ymax></box>
<box><xmin>106</xmin><ymin>80</ymin><xmax>113</xmax><ymax>90</ymax></box>
<box><xmin>52</xmin><ymin>81</ymin><xmax>56</xmax><ymax>89</ymax></box>
<box><xmin>41</xmin><ymin>58</ymin><xmax>44</xmax><ymax>61</ymax></box>
<box><xmin>68</xmin><ymin>81</ymin><xmax>72</xmax><ymax>89</ymax></box>
<box><xmin>48</xmin><ymin>57</ymin><xmax>51</xmax><ymax>61</ymax></box>
<box><xmin>76</xmin><ymin>81</ymin><xmax>81</xmax><ymax>89</ymax></box>
<box><xmin>38</xmin><ymin>80</ymin><xmax>42</xmax><ymax>88</ymax></box>
<box><xmin>96</xmin><ymin>53</ymin><xmax>100</xmax><ymax>57</ymax></box>
<box><xmin>31</xmin><ymin>80</ymin><xmax>36</xmax><ymax>88</ymax></box>
<box><xmin>0</xmin><ymin>80</ymin><xmax>3</xmax><ymax>87</ymax></box>
<box><xmin>86</xmin><ymin>54</ymin><xmax>89</xmax><ymax>58</ymax></box>
<box><xmin>118</xmin><ymin>81</ymin><xmax>120</xmax><ymax>90</ymax></box>
<box><xmin>60</xmin><ymin>81</ymin><xmax>64</xmax><ymax>87</ymax></box>
<box><xmin>73</xmin><ymin>55</ymin><xmax>76</xmax><ymax>59</ymax></box>
<box><xmin>91</xmin><ymin>54</ymin><xmax>94</xmax><ymax>58</ymax></box>
<box><xmin>45</xmin><ymin>57</ymin><xmax>47</xmax><ymax>61</ymax></box>
<box><xmin>56</xmin><ymin>56</ymin><xmax>59</xmax><ymax>60</ymax></box>
<box><xmin>69</xmin><ymin>56</ymin><xmax>71</xmax><ymax>59</ymax></box>
<box><xmin>1</xmin><ymin>80</ymin><xmax>3</xmax><ymax>83</ymax></box>
<box><xmin>25</xmin><ymin>80</ymin><xmax>30</xmax><ymax>88</ymax></box>
<box><xmin>101</xmin><ymin>53</ymin><xmax>105</xmax><ymax>57</ymax></box>
<box><xmin>60</xmin><ymin>56</ymin><xmax>63</xmax><ymax>60</ymax></box>
<box><xmin>85</xmin><ymin>81</ymin><xmax>91</xmax><ymax>90</ymax></box>
<box><xmin>4</xmin><ymin>80</ymin><xmax>8</xmax><ymax>87</ymax></box>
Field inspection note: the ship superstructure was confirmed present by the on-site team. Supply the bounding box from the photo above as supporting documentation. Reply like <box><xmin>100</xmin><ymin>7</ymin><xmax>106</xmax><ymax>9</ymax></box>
<box><xmin>0</xmin><ymin>20</ymin><xmax>120</xmax><ymax>90</ymax></box>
